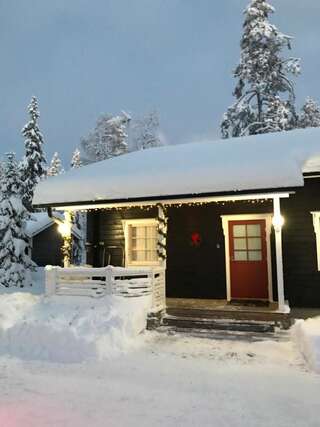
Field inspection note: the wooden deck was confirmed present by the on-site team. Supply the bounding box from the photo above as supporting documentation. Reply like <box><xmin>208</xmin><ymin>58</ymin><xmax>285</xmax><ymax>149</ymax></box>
<box><xmin>159</xmin><ymin>298</ymin><xmax>292</xmax><ymax>331</ymax></box>
<box><xmin>166</xmin><ymin>298</ymin><xmax>280</xmax><ymax>313</ymax></box>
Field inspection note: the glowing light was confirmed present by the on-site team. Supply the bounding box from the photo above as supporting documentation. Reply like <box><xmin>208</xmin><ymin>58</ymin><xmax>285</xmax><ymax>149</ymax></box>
<box><xmin>272</xmin><ymin>215</ymin><xmax>285</xmax><ymax>229</ymax></box>
<box><xmin>58</xmin><ymin>222</ymin><xmax>71</xmax><ymax>237</ymax></box>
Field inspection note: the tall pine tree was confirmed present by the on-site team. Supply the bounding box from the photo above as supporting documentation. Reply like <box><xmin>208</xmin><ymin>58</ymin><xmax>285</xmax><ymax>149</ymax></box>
<box><xmin>221</xmin><ymin>0</ymin><xmax>300</xmax><ymax>138</ymax></box>
<box><xmin>0</xmin><ymin>153</ymin><xmax>34</xmax><ymax>288</ymax></box>
<box><xmin>70</xmin><ymin>149</ymin><xmax>86</xmax><ymax>265</ymax></box>
<box><xmin>21</xmin><ymin>96</ymin><xmax>46</xmax><ymax>210</ymax></box>
<box><xmin>298</xmin><ymin>98</ymin><xmax>320</xmax><ymax>129</ymax></box>
<box><xmin>132</xmin><ymin>111</ymin><xmax>162</xmax><ymax>150</ymax></box>
<box><xmin>47</xmin><ymin>152</ymin><xmax>64</xmax><ymax>176</ymax></box>
<box><xmin>81</xmin><ymin>112</ymin><xmax>131</xmax><ymax>162</ymax></box>
<box><xmin>70</xmin><ymin>148</ymin><xmax>82</xmax><ymax>169</ymax></box>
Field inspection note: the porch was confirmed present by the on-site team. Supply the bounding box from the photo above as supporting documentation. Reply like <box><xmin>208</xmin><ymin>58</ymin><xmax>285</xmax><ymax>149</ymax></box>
<box><xmin>48</xmin><ymin>191</ymin><xmax>294</xmax><ymax>331</ymax></box>
<box><xmin>164</xmin><ymin>298</ymin><xmax>292</xmax><ymax>330</ymax></box>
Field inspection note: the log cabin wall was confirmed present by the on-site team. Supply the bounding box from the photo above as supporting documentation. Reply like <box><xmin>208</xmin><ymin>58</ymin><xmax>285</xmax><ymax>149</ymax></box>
<box><xmin>86</xmin><ymin>207</ymin><xmax>157</xmax><ymax>267</ymax></box>
<box><xmin>165</xmin><ymin>201</ymin><xmax>276</xmax><ymax>300</ymax></box>
<box><xmin>85</xmin><ymin>177</ymin><xmax>320</xmax><ymax>307</ymax></box>
<box><xmin>32</xmin><ymin>224</ymin><xmax>64</xmax><ymax>267</ymax></box>
<box><xmin>282</xmin><ymin>177</ymin><xmax>320</xmax><ymax>307</ymax></box>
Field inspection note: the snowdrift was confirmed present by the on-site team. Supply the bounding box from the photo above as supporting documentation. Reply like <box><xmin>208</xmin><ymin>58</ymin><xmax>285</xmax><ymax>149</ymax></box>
<box><xmin>293</xmin><ymin>317</ymin><xmax>320</xmax><ymax>373</ymax></box>
<box><xmin>0</xmin><ymin>293</ymin><xmax>151</xmax><ymax>363</ymax></box>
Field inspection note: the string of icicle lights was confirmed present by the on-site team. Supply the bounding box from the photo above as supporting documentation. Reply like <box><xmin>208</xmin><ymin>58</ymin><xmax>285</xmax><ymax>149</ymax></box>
<box><xmin>75</xmin><ymin>198</ymin><xmax>272</xmax><ymax>213</ymax></box>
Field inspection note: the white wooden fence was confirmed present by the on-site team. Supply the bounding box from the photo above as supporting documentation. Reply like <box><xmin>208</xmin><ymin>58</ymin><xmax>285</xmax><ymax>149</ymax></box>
<box><xmin>45</xmin><ymin>265</ymin><xmax>166</xmax><ymax>313</ymax></box>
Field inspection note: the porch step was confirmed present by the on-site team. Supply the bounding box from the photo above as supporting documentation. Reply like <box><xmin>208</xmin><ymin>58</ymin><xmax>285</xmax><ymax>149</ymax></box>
<box><xmin>162</xmin><ymin>315</ymin><xmax>276</xmax><ymax>333</ymax></box>
<box><xmin>166</xmin><ymin>307</ymin><xmax>292</xmax><ymax>329</ymax></box>
<box><xmin>156</xmin><ymin>325</ymin><xmax>289</xmax><ymax>342</ymax></box>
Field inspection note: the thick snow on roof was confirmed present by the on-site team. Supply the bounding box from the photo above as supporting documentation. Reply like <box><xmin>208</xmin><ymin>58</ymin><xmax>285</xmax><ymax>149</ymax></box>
<box><xmin>26</xmin><ymin>212</ymin><xmax>80</xmax><ymax>238</ymax></box>
<box><xmin>34</xmin><ymin>128</ymin><xmax>320</xmax><ymax>206</ymax></box>
<box><xmin>26</xmin><ymin>213</ymin><xmax>54</xmax><ymax>237</ymax></box>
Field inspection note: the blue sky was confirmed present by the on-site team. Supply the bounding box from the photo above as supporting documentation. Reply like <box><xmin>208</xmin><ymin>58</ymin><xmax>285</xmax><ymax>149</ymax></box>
<box><xmin>1</xmin><ymin>0</ymin><xmax>320</xmax><ymax>165</ymax></box>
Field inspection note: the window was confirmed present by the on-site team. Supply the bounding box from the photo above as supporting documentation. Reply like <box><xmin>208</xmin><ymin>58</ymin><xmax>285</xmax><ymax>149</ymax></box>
<box><xmin>232</xmin><ymin>223</ymin><xmax>263</xmax><ymax>262</ymax></box>
<box><xmin>124</xmin><ymin>219</ymin><xmax>159</xmax><ymax>266</ymax></box>
<box><xmin>311</xmin><ymin>212</ymin><xmax>320</xmax><ymax>271</ymax></box>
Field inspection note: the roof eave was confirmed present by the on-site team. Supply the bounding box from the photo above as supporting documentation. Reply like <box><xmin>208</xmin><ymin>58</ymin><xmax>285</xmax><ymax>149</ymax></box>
<box><xmin>33</xmin><ymin>186</ymin><xmax>298</xmax><ymax>210</ymax></box>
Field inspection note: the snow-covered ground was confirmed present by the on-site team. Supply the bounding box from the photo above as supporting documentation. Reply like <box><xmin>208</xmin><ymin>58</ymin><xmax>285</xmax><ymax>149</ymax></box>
<box><xmin>0</xmin><ymin>272</ymin><xmax>319</xmax><ymax>426</ymax></box>
<box><xmin>0</xmin><ymin>331</ymin><xmax>319</xmax><ymax>427</ymax></box>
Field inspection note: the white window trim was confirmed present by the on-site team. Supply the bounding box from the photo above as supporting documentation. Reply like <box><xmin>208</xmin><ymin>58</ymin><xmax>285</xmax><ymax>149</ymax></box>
<box><xmin>221</xmin><ymin>213</ymin><xmax>273</xmax><ymax>303</ymax></box>
<box><xmin>123</xmin><ymin>218</ymin><xmax>160</xmax><ymax>267</ymax></box>
<box><xmin>311</xmin><ymin>212</ymin><xmax>320</xmax><ymax>271</ymax></box>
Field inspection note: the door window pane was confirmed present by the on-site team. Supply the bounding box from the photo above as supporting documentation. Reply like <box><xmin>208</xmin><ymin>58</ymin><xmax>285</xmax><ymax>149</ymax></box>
<box><xmin>234</xmin><ymin>238</ymin><xmax>247</xmax><ymax>250</ymax></box>
<box><xmin>234</xmin><ymin>251</ymin><xmax>248</xmax><ymax>261</ymax></box>
<box><xmin>248</xmin><ymin>238</ymin><xmax>261</xmax><ymax>250</ymax></box>
<box><xmin>231</xmin><ymin>222</ymin><xmax>264</xmax><ymax>262</ymax></box>
<box><xmin>248</xmin><ymin>251</ymin><xmax>262</xmax><ymax>261</ymax></box>
<box><xmin>233</xmin><ymin>225</ymin><xmax>246</xmax><ymax>237</ymax></box>
<box><xmin>247</xmin><ymin>224</ymin><xmax>261</xmax><ymax>237</ymax></box>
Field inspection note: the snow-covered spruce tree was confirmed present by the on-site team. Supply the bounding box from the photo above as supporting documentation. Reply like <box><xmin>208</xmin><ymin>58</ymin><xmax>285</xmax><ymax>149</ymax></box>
<box><xmin>70</xmin><ymin>149</ymin><xmax>86</xmax><ymax>265</ymax></box>
<box><xmin>47</xmin><ymin>152</ymin><xmax>64</xmax><ymax>176</ymax></box>
<box><xmin>70</xmin><ymin>148</ymin><xmax>82</xmax><ymax>169</ymax></box>
<box><xmin>21</xmin><ymin>96</ymin><xmax>46</xmax><ymax>210</ymax></box>
<box><xmin>298</xmin><ymin>98</ymin><xmax>320</xmax><ymax>129</ymax></box>
<box><xmin>221</xmin><ymin>0</ymin><xmax>300</xmax><ymax>138</ymax></box>
<box><xmin>81</xmin><ymin>112</ymin><xmax>131</xmax><ymax>162</ymax></box>
<box><xmin>0</xmin><ymin>153</ymin><xmax>34</xmax><ymax>288</ymax></box>
<box><xmin>132</xmin><ymin>111</ymin><xmax>162</xmax><ymax>150</ymax></box>
<box><xmin>0</xmin><ymin>160</ymin><xmax>4</xmax><ymax>180</ymax></box>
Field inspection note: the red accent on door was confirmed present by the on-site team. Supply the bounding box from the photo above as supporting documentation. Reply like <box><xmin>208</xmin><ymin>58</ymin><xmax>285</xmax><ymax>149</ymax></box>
<box><xmin>229</xmin><ymin>219</ymin><xmax>269</xmax><ymax>300</ymax></box>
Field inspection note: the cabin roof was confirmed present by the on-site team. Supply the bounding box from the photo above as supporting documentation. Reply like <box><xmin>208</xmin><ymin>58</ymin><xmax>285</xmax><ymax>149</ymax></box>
<box><xmin>26</xmin><ymin>212</ymin><xmax>81</xmax><ymax>238</ymax></box>
<box><xmin>33</xmin><ymin>128</ymin><xmax>320</xmax><ymax>207</ymax></box>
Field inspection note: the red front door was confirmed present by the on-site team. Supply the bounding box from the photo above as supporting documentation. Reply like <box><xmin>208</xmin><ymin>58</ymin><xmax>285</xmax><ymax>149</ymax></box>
<box><xmin>229</xmin><ymin>219</ymin><xmax>269</xmax><ymax>300</ymax></box>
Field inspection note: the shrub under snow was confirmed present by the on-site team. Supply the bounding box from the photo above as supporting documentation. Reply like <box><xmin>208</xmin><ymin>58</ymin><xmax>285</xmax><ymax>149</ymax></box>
<box><xmin>293</xmin><ymin>317</ymin><xmax>320</xmax><ymax>373</ymax></box>
<box><xmin>0</xmin><ymin>293</ymin><xmax>151</xmax><ymax>363</ymax></box>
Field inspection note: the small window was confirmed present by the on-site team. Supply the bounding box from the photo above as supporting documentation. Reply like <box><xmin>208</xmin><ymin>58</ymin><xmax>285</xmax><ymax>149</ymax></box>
<box><xmin>125</xmin><ymin>219</ymin><xmax>159</xmax><ymax>266</ymax></box>
<box><xmin>231</xmin><ymin>223</ymin><xmax>263</xmax><ymax>262</ymax></box>
<box><xmin>311</xmin><ymin>212</ymin><xmax>320</xmax><ymax>271</ymax></box>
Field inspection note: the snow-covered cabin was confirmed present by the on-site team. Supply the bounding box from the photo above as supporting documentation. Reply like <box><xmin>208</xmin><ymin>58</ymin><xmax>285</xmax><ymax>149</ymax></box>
<box><xmin>33</xmin><ymin>128</ymin><xmax>320</xmax><ymax>324</ymax></box>
<box><xmin>26</xmin><ymin>212</ymin><xmax>81</xmax><ymax>267</ymax></box>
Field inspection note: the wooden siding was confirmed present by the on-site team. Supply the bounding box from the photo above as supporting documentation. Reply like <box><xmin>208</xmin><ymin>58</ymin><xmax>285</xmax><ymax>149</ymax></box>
<box><xmin>86</xmin><ymin>207</ymin><xmax>157</xmax><ymax>267</ymax></box>
<box><xmin>166</xmin><ymin>201</ymin><xmax>276</xmax><ymax>299</ymax></box>
<box><xmin>32</xmin><ymin>224</ymin><xmax>64</xmax><ymax>267</ymax></box>
<box><xmin>282</xmin><ymin>177</ymin><xmax>320</xmax><ymax>307</ymax></box>
<box><xmin>86</xmin><ymin>177</ymin><xmax>320</xmax><ymax>308</ymax></box>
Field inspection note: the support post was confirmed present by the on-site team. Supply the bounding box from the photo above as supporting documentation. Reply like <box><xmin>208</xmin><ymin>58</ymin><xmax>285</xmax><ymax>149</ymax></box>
<box><xmin>157</xmin><ymin>203</ymin><xmax>167</xmax><ymax>268</ymax></box>
<box><xmin>45</xmin><ymin>266</ymin><xmax>57</xmax><ymax>296</ymax></box>
<box><xmin>105</xmin><ymin>265</ymin><xmax>113</xmax><ymax>295</ymax></box>
<box><xmin>273</xmin><ymin>197</ymin><xmax>286</xmax><ymax>312</ymax></box>
<box><xmin>60</xmin><ymin>211</ymin><xmax>73</xmax><ymax>267</ymax></box>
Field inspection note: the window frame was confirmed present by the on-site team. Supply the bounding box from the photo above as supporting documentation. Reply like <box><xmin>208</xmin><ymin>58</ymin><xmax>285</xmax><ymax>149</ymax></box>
<box><xmin>123</xmin><ymin>218</ymin><xmax>160</xmax><ymax>267</ymax></box>
<box><xmin>311</xmin><ymin>212</ymin><xmax>320</xmax><ymax>271</ymax></box>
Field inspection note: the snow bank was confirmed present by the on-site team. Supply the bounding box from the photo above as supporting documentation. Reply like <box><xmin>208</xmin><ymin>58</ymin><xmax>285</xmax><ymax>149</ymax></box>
<box><xmin>293</xmin><ymin>317</ymin><xmax>320</xmax><ymax>373</ymax></box>
<box><xmin>34</xmin><ymin>127</ymin><xmax>320</xmax><ymax>206</ymax></box>
<box><xmin>0</xmin><ymin>268</ymin><xmax>45</xmax><ymax>295</ymax></box>
<box><xmin>0</xmin><ymin>293</ymin><xmax>151</xmax><ymax>363</ymax></box>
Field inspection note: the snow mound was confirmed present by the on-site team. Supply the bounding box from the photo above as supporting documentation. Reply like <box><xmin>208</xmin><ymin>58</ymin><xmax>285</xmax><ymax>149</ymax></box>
<box><xmin>0</xmin><ymin>293</ymin><xmax>151</xmax><ymax>363</ymax></box>
<box><xmin>293</xmin><ymin>317</ymin><xmax>320</xmax><ymax>373</ymax></box>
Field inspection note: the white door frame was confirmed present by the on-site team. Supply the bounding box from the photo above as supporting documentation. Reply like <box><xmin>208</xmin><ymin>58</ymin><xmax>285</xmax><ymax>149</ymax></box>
<box><xmin>221</xmin><ymin>213</ymin><xmax>273</xmax><ymax>303</ymax></box>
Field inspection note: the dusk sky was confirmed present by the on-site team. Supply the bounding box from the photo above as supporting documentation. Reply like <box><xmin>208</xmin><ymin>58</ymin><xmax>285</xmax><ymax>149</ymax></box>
<box><xmin>1</xmin><ymin>0</ymin><xmax>320</xmax><ymax>165</ymax></box>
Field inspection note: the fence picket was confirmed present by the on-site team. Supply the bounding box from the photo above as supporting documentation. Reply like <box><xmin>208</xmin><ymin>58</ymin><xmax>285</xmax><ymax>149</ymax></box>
<box><xmin>45</xmin><ymin>265</ymin><xmax>166</xmax><ymax>312</ymax></box>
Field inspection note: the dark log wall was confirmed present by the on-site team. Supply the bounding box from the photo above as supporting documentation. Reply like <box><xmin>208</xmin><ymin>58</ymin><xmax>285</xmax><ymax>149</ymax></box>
<box><xmin>282</xmin><ymin>177</ymin><xmax>320</xmax><ymax>307</ymax></box>
<box><xmin>85</xmin><ymin>177</ymin><xmax>320</xmax><ymax>307</ymax></box>
<box><xmin>166</xmin><ymin>201</ymin><xmax>276</xmax><ymax>299</ymax></box>
<box><xmin>86</xmin><ymin>207</ymin><xmax>157</xmax><ymax>267</ymax></box>
<box><xmin>32</xmin><ymin>224</ymin><xmax>64</xmax><ymax>267</ymax></box>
